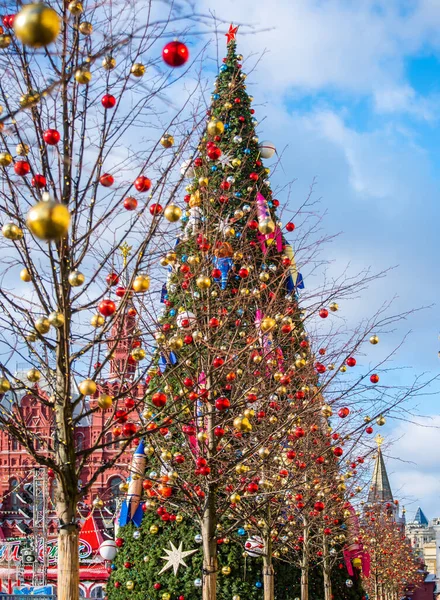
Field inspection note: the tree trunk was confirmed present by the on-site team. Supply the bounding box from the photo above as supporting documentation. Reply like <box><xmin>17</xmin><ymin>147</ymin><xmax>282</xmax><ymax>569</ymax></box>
<box><xmin>202</xmin><ymin>381</ymin><xmax>217</xmax><ymax>600</ymax></box>
<box><xmin>301</xmin><ymin>519</ymin><xmax>309</xmax><ymax>600</ymax></box>
<box><xmin>57</xmin><ymin>524</ymin><xmax>79</xmax><ymax>600</ymax></box>
<box><xmin>263</xmin><ymin>533</ymin><xmax>274</xmax><ymax>600</ymax></box>
<box><xmin>322</xmin><ymin>535</ymin><xmax>332</xmax><ymax>600</ymax></box>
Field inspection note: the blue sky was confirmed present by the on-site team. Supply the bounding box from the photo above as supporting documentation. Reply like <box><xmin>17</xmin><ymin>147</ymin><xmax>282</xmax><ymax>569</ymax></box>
<box><xmin>192</xmin><ymin>0</ymin><xmax>440</xmax><ymax>520</ymax></box>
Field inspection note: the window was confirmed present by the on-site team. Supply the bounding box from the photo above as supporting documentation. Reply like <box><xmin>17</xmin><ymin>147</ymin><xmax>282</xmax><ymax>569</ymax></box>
<box><xmin>9</xmin><ymin>478</ymin><xmax>19</xmax><ymax>511</ymax></box>
<box><xmin>107</xmin><ymin>476</ymin><xmax>124</xmax><ymax>512</ymax></box>
<box><xmin>76</xmin><ymin>433</ymin><xmax>85</xmax><ymax>452</ymax></box>
<box><xmin>91</xmin><ymin>586</ymin><xmax>104</xmax><ymax>598</ymax></box>
<box><xmin>11</xmin><ymin>439</ymin><xmax>18</xmax><ymax>451</ymax></box>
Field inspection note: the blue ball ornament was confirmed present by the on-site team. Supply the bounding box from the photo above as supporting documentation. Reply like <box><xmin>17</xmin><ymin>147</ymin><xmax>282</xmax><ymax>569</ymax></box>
<box><xmin>111</xmin><ymin>564</ymin><xmax>116</xmax><ymax>570</ymax></box>
<box><xmin>244</xmin><ymin>148</ymin><xmax>251</xmax><ymax>154</ymax></box>
<box><xmin>237</xmin><ymin>528</ymin><xmax>246</xmax><ymax>536</ymax></box>
<box><xmin>224</xmin><ymin>123</ymin><xmax>230</xmax><ymax>130</ymax></box>
<box><xmin>181</xmin><ymin>254</ymin><xmax>187</xmax><ymax>262</ymax></box>
<box><xmin>213</xmin><ymin>93</ymin><xmax>220</xmax><ymax>100</ymax></box>
<box><xmin>181</xmin><ymin>215</ymin><xmax>188</xmax><ymax>222</ymax></box>
<box><xmin>211</xmin><ymin>166</ymin><xmax>218</xmax><ymax>172</ymax></box>
<box><xmin>169</xmin><ymin>309</ymin><xmax>176</xmax><ymax>316</ymax></box>
<box><xmin>220</xmin><ymin>65</ymin><xmax>228</xmax><ymax>72</ymax></box>
<box><xmin>255</xmin><ymin>582</ymin><xmax>263</xmax><ymax>589</ymax></box>
<box><xmin>268</xmin><ymin>201</ymin><xmax>273</xmax><ymax>208</ymax></box>
<box><xmin>235</xmin><ymin>232</ymin><xmax>241</xmax><ymax>238</ymax></box>
<box><xmin>234</xmin><ymin>192</ymin><xmax>242</xmax><ymax>198</ymax></box>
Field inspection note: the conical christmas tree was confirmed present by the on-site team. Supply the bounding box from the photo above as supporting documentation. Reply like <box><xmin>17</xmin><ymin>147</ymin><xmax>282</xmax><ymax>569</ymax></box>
<box><xmin>112</xmin><ymin>26</ymin><xmax>326</xmax><ymax>600</ymax></box>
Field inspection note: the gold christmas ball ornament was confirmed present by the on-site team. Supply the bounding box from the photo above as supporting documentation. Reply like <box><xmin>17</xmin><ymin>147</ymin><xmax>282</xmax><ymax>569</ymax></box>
<box><xmin>79</xmin><ymin>379</ymin><xmax>97</xmax><ymax>396</ymax></box>
<box><xmin>0</xmin><ymin>152</ymin><xmax>12</xmax><ymax>167</ymax></box>
<box><xmin>258</xmin><ymin>218</ymin><xmax>276</xmax><ymax>235</ymax></box>
<box><xmin>2</xmin><ymin>223</ymin><xmax>23</xmax><ymax>240</ymax></box>
<box><xmin>0</xmin><ymin>377</ymin><xmax>11</xmax><ymax>393</ymax></box>
<box><xmin>231</xmin><ymin>158</ymin><xmax>241</xmax><ymax>168</ymax></box>
<box><xmin>321</xmin><ymin>404</ymin><xmax>333</xmax><ymax>418</ymax></box>
<box><xmin>168</xmin><ymin>336</ymin><xmax>183</xmax><ymax>351</ymax></box>
<box><xmin>196</xmin><ymin>276</ymin><xmax>211</xmax><ymax>290</ymax></box>
<box><xmin>233</xmin><ymin>416</ymin><xmax>252</xmax><ymax>432</ymax></box>
<box><xmin>125</xmin><ymin>581</ymin><xmax>134</xmax><ymax>591</ymax></box>
<box><xmin>149</xmin><ymin>524</ymin><xmax>159</xmax><ymax>535</ymax></box>
<box><xmin>78</xmin><ymin>21</ymin><xmax>93</xmax><ymax>35</ymax></box>
<box><xmin>131</xmin><ymin>347</ymin><xmax>146</xmax><ymax>361</ymax></box>
<box><xmin>14</xmin><ymin>4</ymin><xmax>61</xmax><ymax>48</ymax></box>
<box><xmin>48</xmin><ymin>311</ymin><xmax>65</xmax><ymax>328</ymax></box>
<box><xmin>68</xmin><ymin>1</ymin><xmax>83</xmax><ymax>14</ymax></box>
<box><xmin>20</xmin><ymin>268</ymin><xmax>32</xmax><ymax>282</ymax></box>
<box><xmin>16</xmin><ymin>143</ymin><xmax>30</xmax><ymax>156</ymax></box>
<box><xmin>92</xmin><ymin>496</ymin><xmax>104</xmax><ymax>509</ymax></box>
<box><xmin>230</xmin><ymin>493</ymin><xmax>241</xmax><ymax>504</ymax></box>
<box><xmin>133</xmin><ymin>274</ymin><xmax>150</xmax><ymax>293</ymax></box>
<box><xmin>20</xmin><ymin>91</ymin><xmax>40</xmax><ymax>108</ymax></box>
<box><xmin>224</xmin><ymin>102</ymin><xmax>233</xmax><ymax>110</ymax></box>
<box><xmin>260</xmin><ymin>317</ymin><xmax>276</xmax><ymax>333</ymax></box>
<box><xmin>27</xmin><ymin>195</ymin><xmax>70</xmax><ymax>242</ymax></box>
<box><xmin>91</xmin><ymin>314</ymin><xmax>105</xmax><ymax>327</ymax></box>
<box><xmin>68</xmin><ymin>270</ymin><xmax>85</xmax><ymax>287</ymax></box>
<box><xmin>329</xmin><ymin>302</ymin><xmax>339</xmax><ymax>312</ymax></box>
<box><xmin>97</xmin><ymin>394</ymin><xmax>112</xmax><ymax>410</ymax></box>
<box><xmin>0</xmin><ymin>35</ymin><xmax>11</xmax><ymax>48</ymax></box>
<box><xmin>74</xmin><ymin>68</ymin><xmax>92</xmax><ymax>84</ymax></box>
<box><xmin>376</xmin><ymin>415</ymin><xmax>386</xmax><ymax>426</ymax></box>
<box><xmin>35</xmin><ymin>317</ymin><xmax>50</xmax><ymax>334</ymax></box>
<box><xmin>26</xmin><ymin>332</ymin><xmax>37</xmax><ymax>342</ymax></box>
<box><xmin>207</xmin><ymin>120</ymin><xmax>224</xmax><ymax>136</ymax></box>
<box><xmin>175</xmin><ymin>514</ymin><xmax>183</xmax><ymax>524</ymax></box>
<box><xmin>131</xmin><ymin>62</ymin><xmax>145</xmax><ymax>77</ymax></box>
<box><xmin>164</xmin><ymin>205</ymin><xmax>182</xmax><ymax>222</ymax></box>
<box><xmin>102</xmin><ymin>55</ymin><xmax>116</xmax><ymax>70</ymax></box>
<box><xmin>221</xmin><ymin>566</ymin><xmax>231</xmax><ymax>576</ymax></box>
<box><xmin>370</xmin><ymin>334</ymin><xmax>379</xmax><ymax>345</ymax></box>
<box><xmin>160</xmin><ymin>133</ymin><xmax>174</xmax><ymax>148</ymax></box>
<box><xmin>27</xmin><ymin>368</ymin><xmax>41</xmax><ymax>383</ymax></box>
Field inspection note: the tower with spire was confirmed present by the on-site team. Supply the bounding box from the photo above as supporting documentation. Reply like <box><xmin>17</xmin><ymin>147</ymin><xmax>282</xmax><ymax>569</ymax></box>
<box><xmin>367</xmin><ymin>435</ymin><xmax>406</xmax><ymax>529</ymax></box>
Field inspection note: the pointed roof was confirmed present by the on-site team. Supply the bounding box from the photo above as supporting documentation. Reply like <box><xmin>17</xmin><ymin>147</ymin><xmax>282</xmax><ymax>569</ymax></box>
<box><xmin>368</xmin><ymin>447</ymin><xmax>393</xmax><ymax>504</ymax></box>
<box><xmin>413</xmin><ymin>507</ymin><xmax>429</xmax><ymax>526</ymax></box>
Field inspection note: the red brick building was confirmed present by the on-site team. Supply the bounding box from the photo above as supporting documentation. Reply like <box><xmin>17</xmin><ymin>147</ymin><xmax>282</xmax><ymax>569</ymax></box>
<box><xmin>0</xmin><ymin>308</ymin><xmax>144</xmax><ymax>597</ymax></box>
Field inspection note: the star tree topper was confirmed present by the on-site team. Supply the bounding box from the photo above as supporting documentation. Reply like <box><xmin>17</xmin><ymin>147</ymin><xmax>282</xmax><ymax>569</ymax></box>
<box><xmin>159</xmin><ymin>541</ymin><xmax>198</xmax><ymax>576</ymax></box>
<box><xmin>226</xmin><ymin>23</ymin><xmax>239</xmax><ymax>44</ymax></box>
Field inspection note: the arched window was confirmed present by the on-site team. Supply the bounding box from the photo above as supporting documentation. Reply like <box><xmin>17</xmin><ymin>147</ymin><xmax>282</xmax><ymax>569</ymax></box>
<box><xmin>107</xmin><ymin>476</ymin><xmax>124</xmax><ymax>512</ymax></box>
<box><xmin>90</xmin><ymin>585</ymin><xmax>104</xmax><ymax>598</ymax></box>
<box><xmin>9</xmin><ymin>478</ymin><xmax>19</xmax><ymax>511</ymax></box>
<box><xmin>75</xmin><ymin>433</ymin><xmax>85</xmax><ymax>452</ymax></box>
<box><xmin>11</xmin><ymin>438</ymin><xmax>18</xmax><ymax>451</ymax></box>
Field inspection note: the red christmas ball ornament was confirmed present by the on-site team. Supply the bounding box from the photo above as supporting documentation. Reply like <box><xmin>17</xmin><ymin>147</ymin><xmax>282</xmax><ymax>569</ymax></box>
<box><xmin>100</xmin><ymin>173</ymin><xmax>114</xmax><ymax>187</ymax></box>
<box><xmin>365</xmin><ymin>426</ymin><xmax>374</xmax><ymax>434</ymax></box>
<box><xmin>101</xmin><ymin>94</ymin><xmax>116</xmax><ymax>109</ymax></box>
<box><xmin>212</xmin><ymin>356</ymin><xmax>224</xmax><ymax>368</ymax></box>
<box><xmin>211</xmin><ymin>268</ymin><xmax>221</xmax><ymax>279</ymax></box>
<box><xmin>149</xmin><ymin>203</ymin><xmax>163</xmax><ymax>215</ymax></box>
<box><xmin>153</xmin><ymin>583</ymin><xmax>161</xmax><ymax>591</ymax></box>
<box><xmin>209</xmin><ymin>317</ymin><xmax>220</xmax><ymax>328</ymax></box>
<box><xmin>249</xmin><ymin>172</ymin><xmax>259</xmax><ymax>181</ymax></box>
<box><xmin>134</xmin><ymin>175</ymin><xmax>151</xmax><ymax>192</ymax></box>
<box><xmin>314</xmin><ymin>501</ymin><xmax>325</xmax><ymax>512</ymax></box>
<box><xmin>220</xmin><ymin>181</ymin><xmax>231</xmax><ymax>191</ymax></box>
<box><xmin>98</xmin><ymin>299</ymin><xmax>116</xmax><ymax>316</ymax></box>
<box><xmin>294</xmin><ymin>426</ymin><xmax>305</xmax><ymax>438</ymax></box>
<box><xmin>238</xmin><ymin>268</ymin><xmax>249</xmax><ymax>278</ymax></box>
<box><xmin>14</xmin><ymin>161</ymin><xmax>30</xmax><ymax>176</ymax></box>
<box><xmin>346</xmin><ymin>357</ymin><xmax>356</xmax><ymax>367</ymax></box>
<box><xmin>2</xmin><ymin>14</ymin><xmax>15</xmax><ymax>28</ymax></box>
<box><xmin>115</xmin><ymin>537</ymin><xmax>124</xmax><ymax>547</ymax></box>
<box><xmin>124</xmin><ymin>561</ymin><xmax>131</xmax><ymax>569</ymax></box>
<box><xmin>315</xmin><ymin>362</ymin><xmax>326</xmax><ymax>374</ymax></box>
<box><xmin>184</xmin><ymin>334</ymin><xmax>193</xmax><ymax>344</ymax></box>
<box><xmin>286</xmin><ymin>222</ymin><xmax>295</xmax><ymax>232</ymax></box>
<box><xmin>47</xmin><ymin>468</ymin><xmax>54</xmax><ymax>478</ymax></box>
<box><xmin>214</xmin><ymin>426</ymin><xmax>225</xmax><ymax>437</ymax></box>
<box><xmin>115</xmin><ymin>286</ymin><xmax>127</xmax><ymax>298</ymax></box>
<box><xmin>206</xmin><ymin>145</ymin><xmax>222</xmax><ymax>160</ymax></box>
<box><xmin>234</xmin><ymin>97</ymin><xmax>241</xmax><ymax>104</ymax></box>
<box><xmin>124</xmin><ymin>397</ymin><xmax>136</xmax><ymax>410</ymax></box>
<box><xmin>338</xmin><ymin>407</ymin><xmax>350</xmax><ymax>418</ymax></box>
<box><xmin>319</xmin><ymin>308</ymin><xmax>329</xmax><ymax>318</ymax></box>
<box><xmin>152</xmin><ymin>392</ymin><xmax>167</xmax><ymax>408</ymax></box>
<box><xmin>248</xmin><ymin>220</ymin><xmax>259</xmax><ymax>230</ymax></box>
<box><xmin>318</xmin><ymin>348</ymin><xmax>326</xmax><ymax>355</ymax></box>
<box><xmin>194</xmin><ymin>158</ymin><xmax>203</xmax><ymax>167</ymax></box>
<box><xmin>215</xmin><ymin>397</ymin><xmax>230</xmax><ymax>411</ymax></box>
<box><xmin>370</xmin><ymin>373</ymin><xmax>379</xmax><ymax>384</ymax></box>
<box><xmin>162</xmin><ymin>40</ymin><xmax>189</xmax><ymax>67</ymax></box>
<box><xmin>31</xmin><ymin>174</ymin><xmax>46</xmax><ymax>188</ymax></box>
<box><xmin>106</xmin><ymin>272</ymin><xmax>119</xmax><ymax>286</ymax></box>
<box><xmin>333</xmin><ymin>447</ymin><xmax>343</xmax><ymax>457</ymax></box>
<box><xmin>43</xmin><ymin>128</ymin><xmax>60</xmax><ymax>145</ymax></box>
<box><xmin>123</xmin><ymin>196</ymin><xmax>138</xmax><ymax>211</ymax></box>
<box><xmin>114</xmin><ymin>582</ymin><xmax>121</xmax><ymax>589</ymax></box>
<box><xmin>115</xmin><ymin>409</ymin><xmax>128</xmax><ymax>424</ymax></box>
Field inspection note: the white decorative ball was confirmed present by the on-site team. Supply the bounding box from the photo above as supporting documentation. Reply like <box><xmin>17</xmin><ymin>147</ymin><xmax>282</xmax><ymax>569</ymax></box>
<box><xmin>180</xmin><ymin>159</ymin><xmax>195</xmax><ymax>178</ymax></box>
<box><xmin>259</xmin><ymin>140</ymin><xmax>276</xmax><ymax>159</ymax></box>
<box><xmin>133</xmin><ymin>530</ymin><xmax>141</xmax><ymax>540</ymax></box>
<box><xmin>194</xmin><ymin>578</ymin><xmax>202</xmax><ymax>588</ymax></box>
<box><xmin>244</xmin><ymin>536</ymin><xmax>264</xmax><ymax>557</ymax></box>
<box><xmin>99</xmin><ymin>540</ymin><xmax>118</xmax><ymax>561</ymax></box>
<box><xmin>194</xmin><ymin>534</ymin><xmax>203</xmax><ymax>544</ymax></box>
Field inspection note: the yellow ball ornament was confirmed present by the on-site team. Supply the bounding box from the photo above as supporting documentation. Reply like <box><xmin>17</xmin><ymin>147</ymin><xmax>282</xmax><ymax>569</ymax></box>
<box><xmin>329</xmin><ymin>302</ymin><xmax>339</xmax><ymax>312</ymax></box>
<box><xmin>0</xmin><ymin>153</ymin><xmax>12</xmax><ymax>167</ymax></box>
<box><xmin>160</xmin><ymin>133</ymin><xmax>174</xmax><ymax>148</ymax></box>
<box><xmin>102</xmin><ymin>55</ymin><xmax>116</xmax><ymax>70</ymax></box>
<box><xmin>221</xmin><ymin>566</ymin><xmax>231</xmax><ymax>575</ymax></box>
<box><xmin>14</xmin><ymin>4</ymin><xmax>61</xmax><ymax>48</ymax></box>
<box><xmin>20</xmin><ymin>268</ymin><xmax>32</xmax><ymax>282</ymax></box>
<box><xmin>48</xmin><ymin>311</ymin><xmax>65</xmax><ymax>328</ymax></box>
<box><xmin>162</xmin><ymin>594</ymin><xmax>171</xmax><ymax>600</ymax></box>
<box><xmin>35</xmin><ymin>317</ymin><xmax>50</xmax><ymax>334</ymax></box>
<box><xmin>0</xmin><ymin>377</ymin><xmax>11</xmax><ymax>393</ymax></box>
<box><xmin>164</xmin><ymin>205</ymin><xmax>182</xmax><ymax>222</ymax></box>
<box><xmin>74</xmin><ymin>69</ymin><xmax>92</xmax><ymax>84</ymax></box>
<box><xmin>207</xmin><ymin>120</ymin><xmax>224</xmax><ymax>136</ymax></box>
<box><xmin>176</xmin><ymin>514</ymin><xmax>183</xmax><ymax>524</ymax></box>
<box><xmin>97</xmin><ymin>394</ymin><xmax>112</xmax><ymax>410</ymax></box>
<box><xmin>149</xmin><ymin>524</ymin><xmax>159</xmax><ymax>535</ymax></box>
<box><xmin>133</xmin><ymin>274</ymin><xmax>150</xmax><ymax>292</ymax></box>
<box><xmin>168</xmin><ymin>336</ymin><xmax>183</xmax><ymax>351</ymax></box>
<box><xmin>260</xmin><ymin>317</ymin><xmax>276</xmax><ymax>333</ymax></box>
<box><xmin>79</xmin><ymin>21</ymin><xmax>93</xmax><ymax>35</ymax></box>
<box><xmin>27</xmin><ymin>368</ymin><xmax>41</xmax><ymax>383</ymax></box>
<box><xmin>20</xmin><ymin>91</ymin><xmax>40</xmax><ymax>108</ymax></box>
<box><xmin>370</xmin><ymin>335</ymin><xmax>379</xmax><ymax>345</ymax></box>
<box><xmin>131</xmin><ymin>62</ymin><xmax>145</xmax><ymax>77</ymax></box>
<box><xmin>0</xmin><ymin>35</ymin><xmax>11</xmax><ymax>49</ymax></box>
<box><xmin>79</xmin><ymin>379</ymin><xmax>97</xmax><ymax>396</ymax></box>
<box><xmin>68</xmin><ymin>270</ymin><xmax>85</xmax><ymax>286</ymax></box>
<box><xmin>230</xmin><ymin>493</ymin><xmax>241</xmax><ymax>503</ymax></box>
<box><xmin>196</xmin><ymin>276</ymin><xmax>211</xmax><ymax>290</ymax></box>
<box><xmin>131</xmin><ymin>347</ymin><xmax>146</xmax><ymax>361</ymax></box>
<box><xmin>125</xmin><ymin>581</ymin><xmax>134</xmax><ymax>591</ymax></box>
<box><xmin>16</xmin><ymin>143</ymin><xmax>30</xmax><ymax>156</ymax></box>
<box><xmin>258</xmin><ymin>218</ymin><xmax>276</xmax><ymax>235</ymax></box>
<box><xmin>27</xmin><ymin>196</ymin><xmax>70</xmax><ymax>242</ymax></box>
<box><xmin>68</xmin><ymin>1</ymin><xmax>83</xmax><ymax>14</ymax></box>
<box><xmin>91</xmin><ymin>314</ymin><xmax>105</xmax><ymax>327</ymax></box>
<box><xmin>2</xmin><ymin>223</ymin><xmax>23</xmax><ymax>240</ymax></box>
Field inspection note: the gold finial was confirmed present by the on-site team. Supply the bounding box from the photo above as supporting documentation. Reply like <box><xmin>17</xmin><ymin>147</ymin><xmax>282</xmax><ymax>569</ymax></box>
<box><xmin>120</xmin><ymin>242</ymin><xmax>132</xmax><ymax>268</ymax></box>
<box><xmin>375</xmin><ymin>434</ymin><xmax>384</xmax><ymax>448</ymax></box>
